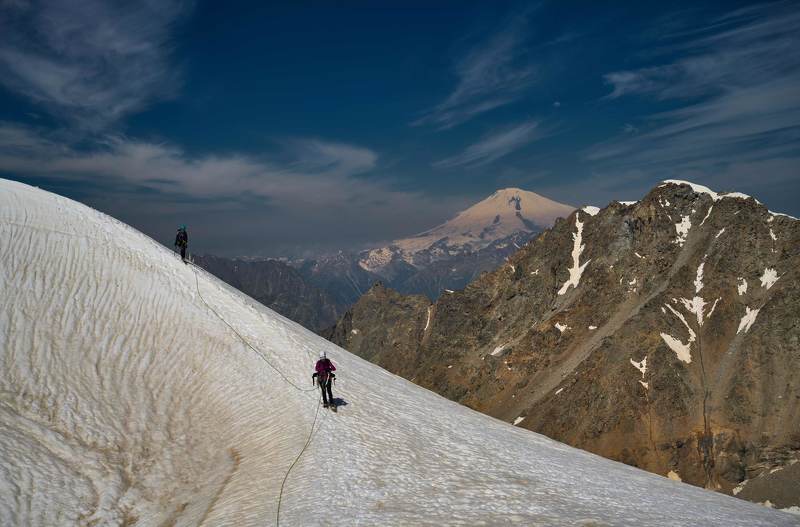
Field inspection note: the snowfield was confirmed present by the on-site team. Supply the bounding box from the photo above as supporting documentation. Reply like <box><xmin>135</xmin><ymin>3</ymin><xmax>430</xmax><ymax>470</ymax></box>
<box><xmin>1</xmin><ymin>179</ymin><xmax>797</xmax><ymax>526</ymax></box>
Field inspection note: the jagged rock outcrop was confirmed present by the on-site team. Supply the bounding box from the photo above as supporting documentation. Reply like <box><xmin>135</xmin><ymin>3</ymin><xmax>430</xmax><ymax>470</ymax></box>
<box><xmin>193</xmin><ymin>254</ymin><xmax>342</xmax><ymax>330</ymax></box>
<box><xmin>321</xmin><ymin>283</ymin><xmax>430</xmax><ymax>378</ymax></box>
<box><xmin>327</xmin><ymin>180</ymin><xmax>800</xmax><ymax>509</ymax></box>
<box><xmin>293</xmin><ymin>251</ymin><xmax>385</xmax><ymax>306</ymax></box>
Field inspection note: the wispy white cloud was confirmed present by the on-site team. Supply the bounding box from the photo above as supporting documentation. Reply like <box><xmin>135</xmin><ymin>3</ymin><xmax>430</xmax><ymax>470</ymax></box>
<box><xmin>412</xmin><ymin>14</ymin><xmax>536</xmax><ymax>130</ymax></box>
<box><xmin>590</xmin><ymin>2</ymin><xmax>800</xmax><ymax>172</ymax></box>
<box><xmin>0</xmin><ymin>124</ymin><xmax>475</xmax><ymax>254</ymax></box>
<box><xmin>0</xmin><ymin>0</ymin><xmax>187</xmax><ymax>129</ymax></box>
<box><xmin>0</xmin><ymin>125</ymin><xmax>378</xmax><ymax>203</ymax></box>
<box><xmin>433</xmin><ymin>120</ymin><xmax>543</xmax><ymax>168</ymax></box>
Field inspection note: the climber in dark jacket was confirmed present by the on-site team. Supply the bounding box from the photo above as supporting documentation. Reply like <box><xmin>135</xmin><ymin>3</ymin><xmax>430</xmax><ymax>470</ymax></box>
<box><xmin>312</xmin><ymin>352</ymin><xmax>336</xmax><ymax>408</ymax></box>
<box><xmin>175</xmin><ymin>225</ymin><xmax>188</xmax><ymax>262</ymax></box>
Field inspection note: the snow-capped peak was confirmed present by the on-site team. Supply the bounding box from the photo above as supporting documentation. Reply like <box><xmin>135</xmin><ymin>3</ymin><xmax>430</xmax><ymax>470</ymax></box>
<box><xmin>392</xmin><ymin>188</ymin><xmax>574</xmax><ymax>256</ymax></box>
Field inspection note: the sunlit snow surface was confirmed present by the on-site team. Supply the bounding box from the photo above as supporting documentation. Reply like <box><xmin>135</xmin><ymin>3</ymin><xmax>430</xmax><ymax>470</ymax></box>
<box><xmin>1</xmin><ymin>179</ymin><xmax>797</xmax><ymax>526</ymax></box>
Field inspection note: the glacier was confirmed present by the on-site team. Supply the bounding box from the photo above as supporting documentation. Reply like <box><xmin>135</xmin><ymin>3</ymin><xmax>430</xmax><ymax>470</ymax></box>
<box><xmin>1</xmin><ymin>178</ymin><xmax>797</xmax><ymax>526</ymax></box>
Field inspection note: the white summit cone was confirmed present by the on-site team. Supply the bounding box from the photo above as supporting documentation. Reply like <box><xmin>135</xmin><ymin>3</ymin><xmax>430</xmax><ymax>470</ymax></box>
<box><xmin>0</xmin><ymin>179</ymin><xmax>796</xmax><ymax>526</ymax></box>
<box><xmin>394</xmin><ymin>187</ymin><xmax>574</xmax><ymax>254</ymax></box>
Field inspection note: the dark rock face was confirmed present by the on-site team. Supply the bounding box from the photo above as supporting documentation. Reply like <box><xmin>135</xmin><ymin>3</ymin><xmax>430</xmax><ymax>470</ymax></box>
<box><xmin>388</xmin><ymin>231</ymin><xmax>538</xmax><ymax>300</ymax></box>
<box><xmin>292</xmin><ymin>252</ymin><xmax>385</xmax><ymax>306</ymax></box>
<box><xmin>193</xmin><ymin>255</ymin><xmax>342</xmax><ymax>330</ymax></box>
<box><xmin>327</xmin><ymin>181</ymin><xmax>800</xmax><ymax>508</ymax></box>
<box><xmin>321</xmin><ymin>283</ymin><xmax>430</xmax><ymax>379</ymax></box>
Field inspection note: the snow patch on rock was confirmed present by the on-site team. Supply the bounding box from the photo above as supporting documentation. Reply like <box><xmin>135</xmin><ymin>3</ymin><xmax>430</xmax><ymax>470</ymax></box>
<box><xmin>694</xmin><ymin>263</ymin><xmax>705</xmax><ymax>293</ymax></box>
<box><xmin>661</xmin><ymin>180</ymin><xmax>754</xmax><ymax>202</ymax></box>
<box><xmin>733</xmin><ymin>481</ymin><xmax>748</xmax><ymax>496</ymax></box>
<box><xmin>769</xmin><ymin>210</ymin><xmax>799</xmax><ymax>221</ymax></box>
<box><xmin>661</xmin><ymin>304</ymin><xmax>696</xmax><ymax>363</ymax></box>
<box><xmin>737</xmin><ymin>307</ymin><xmax>760</xmax><ymax>334</ymax></box>
<box><xmin>630</xmin><ymin>357</ymin><xmax>647</xmax><ymax>376</ymax></box>
<box><xmin>759</xmin><ymin>268</ymin><xmax>779</xmax><ymax>290</ymax></box>
<box><xmin>513</xmin><ymin>416</ymin><xmax>525</xmax><ymax>426</ymax></box>
<box><xmin>674</xmin><ymin>215</ymin><xmax>692</xmax><ymax>247</ymax></box>
<box><xmin>737</xmin><ymin>278</ymin><xmax>747</xmax><ymax>296</ymax></box>
<box><xmin>491</xmin><ymin>344</ymin><xmax>507</xmax><ymax>356</ymax></box>
<box><xmin>557</xmin><ymin>215</ymin><xmax>590</xmax><ymax>295</ymax></box>
<box><xmin>555</xmin><ymin>322</ymin><xmax>570</xmax><ymax>333</ymax></box>
<box><xmin>700</xmin><ymin>205</ymin><xmax>713</xmax><ymax>226</ymax></box>
<box><xmin>582</xmin><ymin>205</ymin><xmax>600</xmax><ymax>216</ymax></box>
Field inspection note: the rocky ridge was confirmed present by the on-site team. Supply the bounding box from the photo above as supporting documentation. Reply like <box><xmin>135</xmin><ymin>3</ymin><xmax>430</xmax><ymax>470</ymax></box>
<box><xmin>325</xmin><ymin>180</ymin><xmax>800</xmax><ymax>509</ymax></box>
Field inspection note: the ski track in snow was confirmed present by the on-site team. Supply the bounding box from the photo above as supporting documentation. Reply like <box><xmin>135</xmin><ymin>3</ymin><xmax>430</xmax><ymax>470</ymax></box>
<box><xmin>0</xmin><ymin>179</ymin><xmax>796</xmax><ymax>526</ymax></box>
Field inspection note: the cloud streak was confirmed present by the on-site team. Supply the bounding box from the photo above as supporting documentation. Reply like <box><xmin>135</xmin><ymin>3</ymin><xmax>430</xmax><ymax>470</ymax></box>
<box><xmin>0</xmin><ymin>123</ymin><xmax>474</xmax><ymax>255</ymax></box>
<box><xmin>434</xmin><ymin>120</ymin><xmax>543</xmax><ymax>168</ymax></box>
<box><xmin>589</xmin><ymin>2</ymin><xmax>800</xmax><ymax>172</ymax></box>
<box><xmin>0</xmin><ymin>0</ymin><xmax>187</xmax><ymax>129</ymax></box>
<box><xmin>0</xmin><ymin>125</ymin><xmax>378</xmax><ymax>204</ymax></box>
<box><xmin>412</xmin><ymin>14</ymin><xmax>536</xmax><ymax>130</ymax></box>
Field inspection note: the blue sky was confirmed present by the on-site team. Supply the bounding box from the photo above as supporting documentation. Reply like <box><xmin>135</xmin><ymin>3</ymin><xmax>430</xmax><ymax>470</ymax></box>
<box><xmin>1</xmin><ymin>1</ymin><xmax>798</xmax><ymax>256</ymax></box>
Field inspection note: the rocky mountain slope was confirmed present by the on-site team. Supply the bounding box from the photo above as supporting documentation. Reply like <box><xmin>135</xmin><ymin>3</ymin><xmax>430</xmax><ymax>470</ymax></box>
<box><xmin>6</xmin><ymin>178</ymin><xmax>796</xmax><ymax>525</ymax></box>
<box><xmin>326</xmin><ymin>180</ymin><xmax>800</xmax><ymax>511</ymax></box>
<box><xmin>193</xmin><ymin>254</ymin><xmax>343</xmax><ymax>330</ymax></box>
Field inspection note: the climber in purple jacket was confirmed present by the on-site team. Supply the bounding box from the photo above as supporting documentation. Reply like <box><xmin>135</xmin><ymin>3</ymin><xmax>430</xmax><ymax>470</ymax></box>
<box><xmin>312</xmin><ymin>352</ymin><xmax>337</xmax><ymax>408</ymax></box>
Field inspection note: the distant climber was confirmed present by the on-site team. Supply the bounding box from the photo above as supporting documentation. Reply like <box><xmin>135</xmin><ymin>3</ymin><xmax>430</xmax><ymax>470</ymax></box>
<box><xmin>312</xmin><ymin>352</ymin><xmax>336</xmax><ymax>409</ymax></box>
<box><xmin>175</xmin><ymin>225</ymin><xmax>189</xmax><ymax>262</ymax></box>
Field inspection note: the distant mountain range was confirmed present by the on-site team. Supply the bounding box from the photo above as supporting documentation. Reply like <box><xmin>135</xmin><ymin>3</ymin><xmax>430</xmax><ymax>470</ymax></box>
<box><xmin>196</xmin><ymin>188</ymin><xmax>574</xmax><ymax>329</ymax></box>
<box><xmin>324</xmin><ymin>180</ymin><xmax>800</xmax><ymax>511</ymax></box>
<box><xmin>192</xmin><ymin>255</ymin><xmax>343</xmax><ymax>330</ymax></box>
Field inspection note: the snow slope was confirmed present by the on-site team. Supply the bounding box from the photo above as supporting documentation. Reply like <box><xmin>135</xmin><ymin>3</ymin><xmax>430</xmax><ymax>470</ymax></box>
<box><xmin>0</xmin><ymin>179</ymin><xmax>796</xmax><ymax>526</ymax></box>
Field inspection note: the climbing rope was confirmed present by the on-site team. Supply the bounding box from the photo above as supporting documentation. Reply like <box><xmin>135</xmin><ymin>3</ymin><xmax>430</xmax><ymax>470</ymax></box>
<box><xmin>276</xmin><ymin>397</ymin><xmax>323</xmax><ymax>526</ymax></box>
<box><xmin>192</xmin><ymin>265</ymin><xmax>317</xmax><ymax>392</ymax></box>
<box><xmin>190</xmin><ymin>264</ymin><xmax>329</xmax><ymax>526</ymax></box>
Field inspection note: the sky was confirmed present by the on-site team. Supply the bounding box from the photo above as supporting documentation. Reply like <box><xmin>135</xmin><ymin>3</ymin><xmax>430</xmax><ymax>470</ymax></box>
<box><xmin>0</xmin><ymin>1</ymin><xmax>798</xmax><ymax>257</ymax></box>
